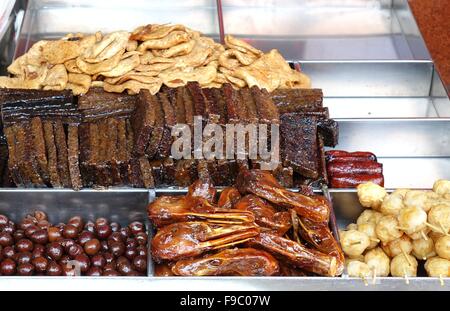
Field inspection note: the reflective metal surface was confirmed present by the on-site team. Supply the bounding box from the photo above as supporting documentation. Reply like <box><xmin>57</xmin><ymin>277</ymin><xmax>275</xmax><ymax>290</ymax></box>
<box><xmin>222</xmin><ymin>0</ymin><xmax>430</xmax><ymax>61</ymax></box>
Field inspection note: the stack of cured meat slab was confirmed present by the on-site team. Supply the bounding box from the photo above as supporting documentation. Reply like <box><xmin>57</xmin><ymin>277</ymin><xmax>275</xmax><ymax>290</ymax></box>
<box><xmin>0</xmin><ymin>83</ymin><xmax>338</xmax><ymax>189</ymax></box>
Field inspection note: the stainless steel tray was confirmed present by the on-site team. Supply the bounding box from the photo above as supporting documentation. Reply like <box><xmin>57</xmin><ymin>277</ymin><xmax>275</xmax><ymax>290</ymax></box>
<box><xmin>0</xmin><ymin>189</ymin><xmax>448</xmax><ymax>291</ymax></box>
<box><xmin>0</xmin><ymin>0</ymin><xmax>449</xmax><ymax>290</ymax></box>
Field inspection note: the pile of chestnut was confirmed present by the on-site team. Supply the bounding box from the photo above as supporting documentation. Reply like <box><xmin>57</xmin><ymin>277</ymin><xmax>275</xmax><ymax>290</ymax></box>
<box><xmin>0</xmin><ymin>211</ymin><xmax>148</xmax><ymax>276</ymax></box>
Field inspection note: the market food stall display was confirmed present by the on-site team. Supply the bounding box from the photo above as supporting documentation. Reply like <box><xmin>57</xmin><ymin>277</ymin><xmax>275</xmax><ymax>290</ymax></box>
<box><xmin>0</xmin><ymin>0</ymin><xmax>448</xmax><ymax>290</ymax></box>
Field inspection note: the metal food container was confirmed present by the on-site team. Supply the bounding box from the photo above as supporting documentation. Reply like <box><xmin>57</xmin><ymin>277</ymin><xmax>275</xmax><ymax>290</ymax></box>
<box><xmin>0</xmin><ymin>0</ymin><xmax>448</xmax><ymax>290</ymax></box>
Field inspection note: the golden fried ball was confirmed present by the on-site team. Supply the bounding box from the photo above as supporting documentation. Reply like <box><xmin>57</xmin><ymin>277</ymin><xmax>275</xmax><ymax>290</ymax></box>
<box><xmin>347</xmin><ymin>260</ymin><xmax>372</xmax><ymax>278</ymax></box>
<box><xmin>375</xmin><ymin>215</ymin><xmax>403</xmax><ymax>243</ymax></box>
<box><xmin>346</xmin><ymin>223</ymin><xmax>358</xmax><ymax>230</ymax></box>
<box><xmin>356</xmin><ymin>210</ymin><xmax>383</xmax><ymax>225</ymax></box>
<box><xmin>403</xmin><ymin>190</ymin><xmax>438</xmax><ymax>212</ymax></box>
<box><xmin>408</xmin><ymin>227</ymin><xmax>430</xmax><ymax>240</ymax></box>
<box><xmin>382</xmin><ymin>235</ymin><xmax>412</xmax><ymax>258</ymax></box>
<box><xmin>364</xmin><ymin>247</ymin><xmax>390</xmax><ymax>276</ymax></box>
<box><xmin>390</xmin><ymin>253</ymin><xmax>418</xmax><ymax>277</ymax></box>
<box><xmin>357</xmin><ymin>182</ymin><xmax>387</xmax><ymax>210</ymax></box>
<box><xmin>424</xmin><ymin>257</ymin><xmax>450</xmax><ymax>277</ymax></box>
<box><xmin>340</xmin><ymin>229</ymin><xmax>370</xmax><ymax>258</ymax></box>
<box><xmin>412</xmin><ymin>237</ymin><xmax>436</xmax><ymax>260</ymax></box>
<box><xmin>429</xmin><ymin>230</ymin><xmax>444</xmax><ymax>242</ymax></box>
<box><xmin>380</xmin><ymin>189</ymin><xmax>408</xmax><ymax>216</ymax></box>
<box><xmin>435</xmin><ymin>236</ymin><xmax>450</xmax><ymax>260</ymax></box>
<box><xmin>398</xmin><ymin>206</ymin><xmax>427</xmax><ymax>235</ymax></box>
<box><xmin>433</xmin><ymin>179</ymin><xmax>450</xmax><ymax>197</ymax></box>
<box><xmin>358</xmin><ymin>223</ymin><xmax>379</xmax><ymax>250</ymax></box>
<box><xmin>428</xmin><ymin>203</ymin><xmax>450</xmax><ymax>234</ymax></box>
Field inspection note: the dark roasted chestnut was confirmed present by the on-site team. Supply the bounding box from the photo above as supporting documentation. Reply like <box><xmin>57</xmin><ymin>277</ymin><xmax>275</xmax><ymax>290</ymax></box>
<box><xmin>95</xmin><ymin>224</ymin><xmax>112</xmax><ymax>240</ymax></box>
<box><xmin>74</xmin><ymin>254</ymin><xmax>90</xmax><ymax>273</ymax></box>
<box><xmin>129</xmin><ymin>222</ymin><xmax>145</xmax><ymax>235</ymax></box>
<box><xmin>13</xmin><ymin>230</ymin><xmax>25</xmax><ymax>242</ymax></box>
<box><xmin>16</xmin><ymin>238</ymin><xmax>34</xmax><ymax>253</ymax></box>
<box><xmin>32</xmin><ymin>256</ymin><xmax>49</xmax><ymax>273</ymax></box>
<box><xmin>132</xmin><ymin>255</ymin><xmax>147</xmax><ymax>273</ymax></box>
<box><xmin>46</xmin><ymin>242</ymin><xmax>63</xmax><ymax>260</ymax></box>
<box><xmin>78</xmin><ymin>231</ymin><xmax>94</xmax><ymax>246</ymax></box>
<box><xmin>17</xmin><ymin>263</ymin><xmax>35</xmax><ymax>276</ymax></box>
<box><xmin>84</xmin><ymin>239</ymin><xmax>100</xmax><ymax>256</ymax></box>
<box><xmin>116</xmin><ymin>257</ymin><xmax>132</xmax><ymax>276</ymax></box>
<box><xmin>30</xmin><ymin>229</ymin><xmax>48</xmax><ymax>244</ymax></box>
<box><xmin>0</xmin><ymin>215</ymin><xmax>9</xmax><ymax>226</ymax></box>
<box><xmin>0</xmin><ymin>232</ymin><xmax>14</xmax><ymax>247</ymax></box>
<box><xmin>68</xmin><ymin>244</ymin><xmax>84</xmax><ymax>259</ymax></box>
<box><xmin>46</xmin><ymin>261</ymin><xmax>62</xmax><ymax>276</ymax></box>
<box><xmin>1</xmin><ymin>258</ymin><xmax>17</xmax><ymax>275</ymax></box>
<box><xmin>135</xmin><ymin>232</ymin><xmax>148</xmax><ymax>246</ymax></box>
<box><xmin>15</xmin><ymin>252</ymin><xmax>32</xmax><ymax>265</ymax></box>
<box><xmin>47</xmin><ymin>227</ymin><xmax>62</xmax><ymax>242</ymax></box>
<box><xmin>91</xmin><ymin>254</ymin><xmax>106</xmax><ymax>268</ymax></box>
<box><xmin>86</xmin><ymin>266</ymin><xmax>102</xmax><ymax>276</ymax></box>
<box><xmin>62</xmin><ymin>224</ymin><xmax>78</xmax><ymax>239</ymax></box>
<box><xmin>109</xmin><ymin>241</ymin><xmax>125</xmax><ymax>257</ymax></box>
<box><xmin>2</xmin><ymin>246</ymin><xmax>15</xmax><ymax>259</ymax></box>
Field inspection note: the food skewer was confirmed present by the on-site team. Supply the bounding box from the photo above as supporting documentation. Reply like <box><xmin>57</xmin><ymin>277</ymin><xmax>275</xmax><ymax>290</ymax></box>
<box><xmin>401</xmin><ymin>248</ymin><xmax>413</xmax><ymax>266</ymax></box>
<box><xmin>425</xmin><ymin>222</ymin><xmax>449</xmax><ymax>236</ymax></box>
<box><xmin>403</xmin><ymin>268</ymin><xmax>410</xmax><ymax>285</ymax></box>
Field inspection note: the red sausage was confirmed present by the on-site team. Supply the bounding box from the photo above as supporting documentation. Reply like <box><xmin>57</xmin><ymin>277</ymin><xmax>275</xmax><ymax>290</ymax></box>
<box><xmin>330</xmin><ymin>174</ymin><xmax>384</xmax><ymax>188</ymax></box>
<box><xmin>327</xmin><ymin>160</ymin><xmax>382</xmax><ymax>176</ymax></box>
<box><xmin>325</xmin><ymin>150</ymin><xmax>377</xmax><ymax>162</ymax></box>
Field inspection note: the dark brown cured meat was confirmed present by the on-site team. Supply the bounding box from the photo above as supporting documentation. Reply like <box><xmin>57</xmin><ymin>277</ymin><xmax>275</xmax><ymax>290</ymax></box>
<box><xmin>145</xmin><ymin>94</ymin><xmax>164</xmax><ymax>159</ymax></box>
<box><xmin>173</xmin><ymin>87</ymin><xmax>186</xmax><ymax>124</ymax></box>
<box><xmin>222</xmin><ymin>83</ymin><xmax>239</xmax><ymax>123</ymax></box>
<box><xmin>280</xmin><ymin>114</ymin><xmax>318</xmax><ymax>179</ymax></box>
<box><xmin>43</xmin><ymin>121</ymin><xmax>61</xmax><ymax>187</ymax></box>
<box><xmin>30</xmin><ymin>117</ymin><xmax>49</xmax><ymax>184</ymax></box>
<box><xmin>156</xmin><ymin>92</ymin><xmax>176</xmax><ymax>159</ymax></box>
<box><xmin>116</xmin><ymin>119</ymin><xmax>129</xmax><ymax>184</ymax></box>
<box><xmin>317</xmin><ymin>118</ymin><xmax>339</xmax><ymax>147</ymax></box>
<box><xmin>202</xmin><ymin>88</ymin><xmax>221</xmax><ymax>124</ymax></box>
<box><xmin>186</xmin><ymin>82</ymin><xmax>206</xmax><ymax>118</ymax></box>
<box><xmin>96</xmin><ymin>119</ymin><xmax>112</xmax><ymax>187</ymax></box>
<box><xmin>78</xmin><ymin>123</ymin><xmax>94</xmax><ymax>187</ymax></box>
<box><xmin>77</xmin><ymin>88</ymin><xmax>136</xmax><ymax>120</ymax></box>
<box><xmin>251</xmin><ymin>86</ymin><xmax>279</xmax><ymax>124</ymax></box>
<box><xmin>3</xmin><ymin>126</ymin><xmax>22</xmax><ymax>186</ymax></box>
<box><xmin>182</xmin><ymin>87</ymin><xmax>194</xmax><ymax>126</ymax></box>
<box><xmin>16</xmin><ymin>122</ymin><xmax>45</xmax><ymax>186</ymax></box>
<box><xmin>239</xmin><ymin>88</ymin><xmax>258</xmax><ymax>123</ymax></box>
<box><xmin>271</xmin><ymin>88</ymin><xmax>323</xmax><ymax>113</ymax></box>
<box><xmin>129</xmin><ymin>157</ymin><xmax>144</xmax><ymax>188</ymax></box>
<box><xmin>211</xmin><ymin>87</ymin><xmax>227</xmax><ymax>124</ymax></box>
<box><xmin>53</xmin><ymin>121</ymin><xmax>71</xmax><ymax>188</ymax></box>
<box><xmin>106</xmin><ymin>118</ymin><xmax>121</xmax><ymax>186</ymax></box>
<box><xmin>130</xmin><ymin>90</ymin><xmax>156</xmax><ymax>156</ymax></box>
<box><xmin>67</xmin><ymin>125</ymin><xmax>82</xmax><ymax>190</ymax></box>
<box><xmin>139</xmin><ymin>156</ymin><xmax>155</xmax><ymax>188</ymax></box>
<box><xmin>273</xmin><ymin>165</ymin><xmax>294</xmax><ymax>188</ymax></box>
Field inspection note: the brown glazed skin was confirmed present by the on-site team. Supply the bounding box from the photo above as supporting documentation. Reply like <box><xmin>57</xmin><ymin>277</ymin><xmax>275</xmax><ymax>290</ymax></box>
<box><xmin>251</xmin><ymin>232</ymin><xmax>338</xmax><ymax>277</ymax></box>
<box><xmin>151</xmin><ymin>221</ymin><xmax>259</xmax><ymax>262</ymax></box>
<box><xmin>218</xmin><ymin>187</ymin><xmax>242</xmax><ymax>209</ymax></box>
<box><xmin>234</xmin><ymin>194</ymin><xmax>291</xmax><ymax>236</ymax></box>
<box><xmin>297</xmin><ymin>217</ymin><xmax>344</xmax><ymax>276</ymax></box>
<box><xmin>147</xmin><ymin>195</ymin><xmax>255</xmax><ymax>228</ymax></box>
<box><xmin>236</xmin><ymin>169</ymin><xmax>330</xmax><ymax>223</ymax></box>
<box><xmin>154</xmin><ymin>263</ymin><xmax>175</xmax><ymax>276</ymax></box>
<box><xmin>329</xmin><ymin>173</ymin><xmax>384</xmax><ymax>188</ymax></box>
<box><xmin>172</xmin><ymin>248</ymin><xmax>279</xmax><ymax>276</ymax></box>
